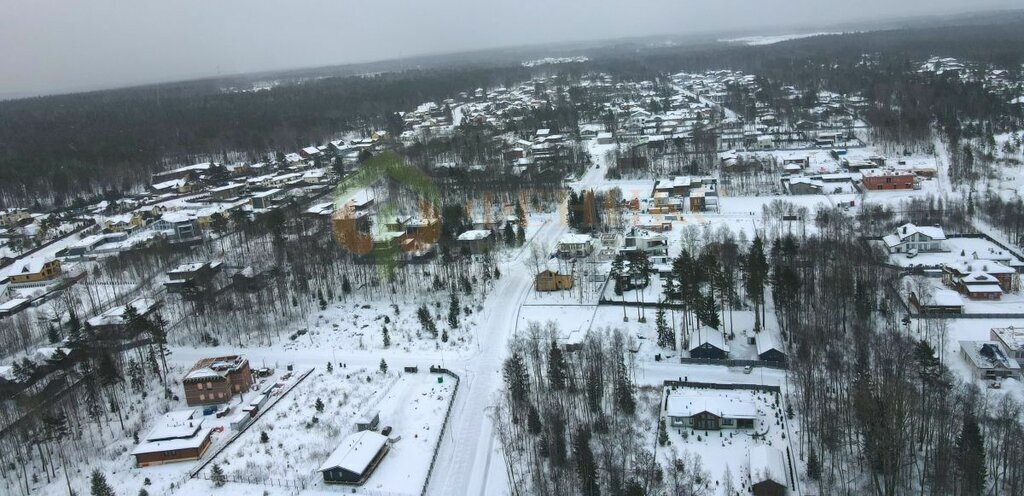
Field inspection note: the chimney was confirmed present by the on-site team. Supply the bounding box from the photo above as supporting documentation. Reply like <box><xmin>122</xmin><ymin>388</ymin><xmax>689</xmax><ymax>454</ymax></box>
<box><xmin>902</xmin><ymin>226</ymin><xmax>907</xmax><ymax>235</ymax></box>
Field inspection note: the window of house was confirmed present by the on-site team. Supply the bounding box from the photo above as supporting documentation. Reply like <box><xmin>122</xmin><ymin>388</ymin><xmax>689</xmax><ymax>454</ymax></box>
<box><xmin>196</xmin><ymin>383</ymin><xmax>203</xmax><ymax>390</ymax></box>
<box><xmin>206</xmin><ymin>382</ymin><xmax>213</xmax><ymax>389</ymax></box>
<box><xmin>722</xmin><ymin>418</ymin><xmax>734</xmax><ymax>426</ymax></box>
<box><xmin>199</xmin><ymin>393</ymin><xmax>205</xmax><ymax>401</ymax></box>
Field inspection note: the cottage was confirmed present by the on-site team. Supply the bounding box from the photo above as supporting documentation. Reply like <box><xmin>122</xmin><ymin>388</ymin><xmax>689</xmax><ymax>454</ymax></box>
<box><xmin>665</xmin><ymin>391</ymin><xmax>756</xmax><ymax>430</ymax></box>
<box><xmin>535</xmin><ymin>269</ymin><xmax>574</xmax><ymax>292</ymax></box>
<box><xmin>909</xmin><ymin>288</ymin><xmax>963</xmax><ymax>314</ymax></box>
<box><xmin>182</xmin><ymin>356</ymin><xmax>253</xmax><ymax>406</ymax></box>
<box><xmin>457</xmin><ymin>229</ymin><xmax>493</xmax><ymax>254</ymax></box>
<box><xmin>749</xmin><ymin>445</ymin><xmax>789</xmax><ymax>496</ymax></box>
<box><xmin>756</xmin><ymin>331</ymin><xmax>786</xmax><ymax>363</ymax></box>
<box><xmin>5</xmin><ymin>259</ymin><xmax>62</xmax><ymax>286</ymax></box>
<box><xmin>86</xmin><ymin>297</ymin><xmax>160</xmax><ymax>336</ymax></box>
<box><xmin>319</xmin><ymin>431</ymin><xmax>390</xmax><ymax>485</ymax></box>
<box><xmin>152</xmin><ymin>212</ymin><xmax>201</xmax><ymax>243</ymax></box>
<box><xmin>960</xmin><ymin>341</ymin><xmax>1021</xmax><ymax>380</ymax></box>
<box><xmin>0</xmin><ymin>209</ymin><xmax>31</xmax><ymax>228</ymax></box>
<box><xmin>688</xmin><ymin>328</ymin><xmax>729</xmax><ymax>359</ymax></box>
<box><xmin>131</xmin><ymin>410</ymin><xmax>213</xmax><ymax>467</ymax></box>
<box><xmin>557</xmin><ymin>233</ymin><xmax>594</xmax><ymax>258</ymax></box>
<box><xmin>164</xmin><ymin>261</ymin><xmax>223</xmax><ymax>294</ymax></box>
<box><xmin>957</xmin><ymin>273</ymin><xmax>1004</xmax><ymax>300</ymax></box>
<box><xmin>943</xmin><ymin>259</ymin><xmax>1017</xmax><ymax>293</ymax></box>
<box><xmin>881</xmin><ymin>223</ymin><xmax>947</xmax><ymax>254</ymax></box>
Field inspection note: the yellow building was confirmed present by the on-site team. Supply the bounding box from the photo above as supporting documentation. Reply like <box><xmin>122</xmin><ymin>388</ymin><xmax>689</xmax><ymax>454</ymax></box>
<box><xmin>8</xmin><ymin>259</ymin><xmax>62</xmax><ymax>285</ymax></box>
<box><xmin>535</xmin><ymin>270</ymin><xmax>573</xmax><ymax>292</ymax></box>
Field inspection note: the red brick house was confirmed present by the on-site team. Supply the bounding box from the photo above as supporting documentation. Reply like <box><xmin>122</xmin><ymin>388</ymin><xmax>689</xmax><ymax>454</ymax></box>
<box><xmin>182</xmin><ymin>356</ymin><xmax>253</xmax><ymax>406</ymax></box>
<box><xmin>861</xmin><ymin>168</ymin><xmax>915</xmax><ymax>190</ymax></box>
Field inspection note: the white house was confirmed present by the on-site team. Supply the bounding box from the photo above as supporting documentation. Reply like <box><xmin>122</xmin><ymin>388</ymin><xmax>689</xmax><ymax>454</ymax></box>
<box><xmin>557</xmin><ymin>233</ymin><xmax>594</xmax><ymax>258</ymax></box>
<box><xmin>882</xmin><ymin>223</ymin><xmax>947</xmax><ymax>254</ymax></box>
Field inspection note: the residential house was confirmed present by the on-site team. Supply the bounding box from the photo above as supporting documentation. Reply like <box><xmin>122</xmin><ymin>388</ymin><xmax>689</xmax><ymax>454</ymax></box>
<box><xmin>182</xmin><ymin>356</ymin><xmax>253</xmax><ymax>406</ymax></box>
<box><xmin>152</xmin><ymin>212</ymin><xmax>201</xmax><ymax>243</ymax></box>
<box><xmin>688</xmin><ymin>328</ymin><xmax>730</xmax><ymax>359</ymax></box>
<box><xmin>209</xmin><ymin>183</ymin><xmax>245</xmax><ymax>201</ymax></box>
<box><xmin>665</xmin><ymin>391</ymin><xmax>756</xmax><ymax>430</ymax></box>
<box><xmin>749</xmin><ymin>445</ymin><xmax>789</xmax><ymax>496</ymax></box>
<box><xmin>557</xmin><ymin>233</ymin><xmax>594</xmax><ymax>258</ymax></box>
<box><xmin>622</xmin><ymin>229</ymin><xmax>669</xmax><ymax>263</ymax></box>
<box><xmin>86</xmin><ymin>297</ymin><xmax>160</xmax><ymax>336</ymax></box>
<box><xmin>457</xmin><ymin>230</ymin><xmax>494</xmax><ymax>254</ymax></box>
<box><xmin>164</xmin><ymin>261</ymin><xmax>223</xmax><ymax>294</ymax></box>
<box><xmin>5</xmin><ymin>259</ymin><xmax>62</xmax><ymax>286</ymax></box>
<box><xmin>0</xmin><ymin>209</ymin><xmax>31</xmax><ymax>228</ymax></box>
<box><xmin>535</xmin><ymin>269</ymin><xmax>574</xmax><ymax>292</ymax></box>
<box><xmin>319</xmin><ymin>431</ymin><xmax>390</xmax><ymax>485</ymax></box>
<box><xmin>881</xmin><ymin>223</ymin><xmax>947</xmax><ymax>254</ymax></box>
<box><xmin>250</xmin><ymin>188</ymin><xmax>285</xmax><ymax>210</ymax></box>
<box><xmin>960</xmin><ymin>341</ymin><xmax>1021</xmax><ymax>380</ymax></box>
<box><xmin>955</xmin><ymin>273</ymin><xmax>1004</xmax><ymax>300</ymax></box>
<box><xmin>785</xmin><ymin>177</ymin><xmax>823</xmax><ymax>195</ymax></box>
<box><xmin>909</xmin><ymin>288</ymin><xmax>963</xmax><ymax>314</ymax></box>
<box><xmin>755</xmin><ymin>331</ymin><xmax>786</xmax><ymax>364</ymax></box>
<box><xmin>943</xmin><ymin>259</ymin><xmax>1017</xmax><ymax>293</ymax></box>
<box><xmin>131</xmin><ymin>409</ymin><xmax>213</xmax><ymax>467</ymax></box>
<box><xmin>991</xmin><ymin>327</ymin><xmax>1024</xmax><ymax>367</ymax></box>
<box><xmin>103</xmin><ymin>213</ymin><xmax>145</xmax><ymax>234</ymax></box>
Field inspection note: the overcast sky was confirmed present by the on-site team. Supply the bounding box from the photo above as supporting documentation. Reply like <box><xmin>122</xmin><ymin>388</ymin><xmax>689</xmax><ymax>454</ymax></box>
<box><xmin>0</xmin><ymin>0</ymin><xmax>1019</xmax><ymax>98</ymax></box>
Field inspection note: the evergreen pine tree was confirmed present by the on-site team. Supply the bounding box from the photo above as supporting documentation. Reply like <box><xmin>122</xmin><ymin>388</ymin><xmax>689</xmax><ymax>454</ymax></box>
<box><xmin>382</xmin><ymin>326</ymin><xmax>390</xmax><ymax>347</ymax></box>
<box><xmin>379</xmin><ymin>359</ymin><xmax>388</xmax><ymax>374</ymax></box>
<box><xmin>547</xmin><ymin>341</ymin><xmax>567</xmax><ymax>390</ymax></box>
<box><xmin>527</xmin><ymin>406</ymin><xmax>543</xmax><ymax>435</ymax></box>
<box><xmin>448</xmin><ymin>292</ymin><xmax>460</xmax><ymax>329</ymax></box>
<box><xmin>502</xmin><ymin>352</ymin><xmax>530</xmax><ymax>406</ymax></box>
<box><xmin>260</xmin><ymin>431</ymin><xmax>269</xmax><ymax>443</ymax></box>
<box><xmin>957</xmin><ymin>411</ymin><xmax>986</xmax><ymax>495</ymax></box>
<box><xmin>807</xmin><ymin>446</ymin><xmax>821</xmax><ymax>480</ymax></box>
<box><xmin>572</xmin><ymin>426</ymin><xmax>600</xmax><ymax>496</ymax></box>
<box><xmin>655</xmin><ymin>304</ymin><xmax>672</xmax><ymax>348</ymax></box>
<box><xmin>342</xmin><ymin>275</ymin><xmax>352</xmax><ymax>294</ymax></box>
<box><xmin>90</xmin><ymin>470</ymin><xmax>114</xmax><ymax>496</ymax></box>
<box><xmin>315</xmin><ymin>398</ymin><xmax>324</xmax><ymax>413</ymax></box>
<box><xmin>326</xmin><ymin>361</ymin><xmax>333</xmax><ymax>373</ymax></box>
<box><xmin>210</xmin><ymin>463</ymin><xmax>226</xmax><ymax>487</ymax></box>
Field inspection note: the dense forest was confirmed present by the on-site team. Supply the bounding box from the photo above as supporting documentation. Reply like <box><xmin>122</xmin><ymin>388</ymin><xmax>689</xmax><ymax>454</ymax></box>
<box><xmin>3</xmin><ymin>14</ymin><xmax>1024</xmax><ymax>206</ymax></box>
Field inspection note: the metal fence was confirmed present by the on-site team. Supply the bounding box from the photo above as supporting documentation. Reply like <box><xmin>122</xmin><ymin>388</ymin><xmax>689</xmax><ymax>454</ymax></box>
<box><xmin>420</xmin><ymin>367</ymin><xmax>461</xmax><ymax>496</ymax></box>
<box><xmin>677</xmin><ymin>357</ymin><xmax>788</xmax><ymax>370</ymax></box>
<box><xmin>189</xmin><ymin>367</ymin><xmax>316</xmax><ymax>480</ymax></box>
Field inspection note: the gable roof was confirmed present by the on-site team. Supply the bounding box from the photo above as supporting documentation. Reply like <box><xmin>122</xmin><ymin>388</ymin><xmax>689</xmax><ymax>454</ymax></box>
<box><xmin>319</xmin><ymin>431</ymin><xmax>388</xmax><ymax>475</ymax></box>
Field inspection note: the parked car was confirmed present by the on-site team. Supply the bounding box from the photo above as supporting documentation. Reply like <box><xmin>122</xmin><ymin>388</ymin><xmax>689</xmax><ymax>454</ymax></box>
<box><xmin>742</xmin><ymin>366</ymin><xmax>753</xmax><ymax>374</ymax></box>
<box><xmin>381</xmin><ymin>426</ymin><xmax>393</xmax><ymax>436</ymax></box>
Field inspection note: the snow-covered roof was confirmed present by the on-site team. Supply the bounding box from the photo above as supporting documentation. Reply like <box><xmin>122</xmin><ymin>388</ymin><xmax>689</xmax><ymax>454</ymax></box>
<box><xmin>666</xmin><ymin>391</ymin><xmax>757</xmax><ymax>419</ymax></box>
<box><xmin>992</xmin><ymin>326</ymin><xmax>1024</xmax><ymax>352</ymax></box>
<box><xmin>884</xmin><ymin>223</ymin><xmax>946</xmax><ymax>247</ymax></box>
<box><xmin>558</xmin><ymin>233</ymin><xmax>593</xmax><ymax>245</ymax></box>
<box><xmin>132</xmin><ymin>410</ymin><xmax>210</xmax><ymax>456</ymax></box>
<box><xmin>960</xmin><ymin>341</ymin><xmax>1020</xmax><ymax>371</ymax></box>
<box><xmin>749</xmin><ymin>445</ymin><xmax>788</xmax><ymax>487</ymax></box>
<box><xmin>945</xmin><ymin>259</ymin><xmax>1015</xmax><ymax>275</ymax></box>
<box><xmin>688</xmin><ymin>328</ymin><xmax>729</xmax><ymax>352</ymax></box>
<box><xmin>319</xmin><ymin>430</ymin><xmax>389</xmax><ymax>475</ymax></box>
<box><xmin>86</xmin><ymin>297</ymin><xmax>158</xmax><ymax>328</ymax></box>
<box><xmin>457</xmin><ymin>230</ymin><xmax>492</xmax><ymax>241</ymax></box>
<box><xmin>755</xmin><ymin>330</ymin><xmax>783</xmax><ymax>356</ymax></box>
